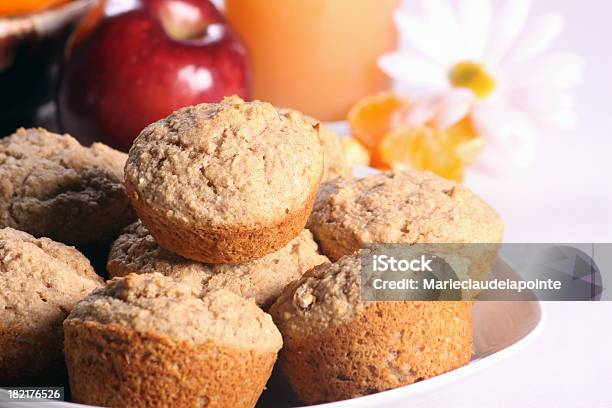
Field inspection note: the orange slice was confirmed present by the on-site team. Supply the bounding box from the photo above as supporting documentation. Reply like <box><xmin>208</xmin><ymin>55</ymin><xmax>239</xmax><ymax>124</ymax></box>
<box><xmin>378</xmin><ymin>117</ymin><xmax>483</xmax><ymax>182</ymax></box>
<box><xmin>347</xmin><ymin>91</ymin><xmax>411</xmax><ymax>152</ymax></box>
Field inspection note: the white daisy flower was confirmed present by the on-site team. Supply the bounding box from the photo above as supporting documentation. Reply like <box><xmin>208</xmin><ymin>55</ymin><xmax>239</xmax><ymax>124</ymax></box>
<box><xmin>379</xmin><ymin>0</ymin><xmax>584</xmax><ymax>167</ymax></box>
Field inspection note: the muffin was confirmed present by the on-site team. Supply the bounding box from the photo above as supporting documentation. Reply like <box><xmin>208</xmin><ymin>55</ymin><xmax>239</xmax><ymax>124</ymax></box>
<box><xmin>315</xmin><ymin>122</ymin><xmax>351</xmax><ymax>181</ymax></box>
<box><xmin>64</xmin><ymin>273</ymin><xmax>282</xmax><ymax>408</ymax></box>
<box><xmin>124</xmin><ymin>96</ymin><xmax>324</xmax><ymax>263</ymax></box>
<box><xmin>308</xmin><ymin>170</ymin><xmax>504</xmax><ymax>259</ymax></box>
<box><xmin>0</xmin><ymin>227</ymin><xmax>103</xmax><ymax>385</ymax></box>
<box><xmin>280</xmin><ymin>110</ymin><xmax>351</xmax><ymax>181</ymax></box>
<box><xmin>0</xmin><ymin>128</ymin><xmax>136</xmax><ymax>245</ymax></box>
<box><xmin>107</xmin><ymin>221</ymin><xmax>329</xmax><ymax>308</ymax></box>
<box><xmin>269</xmin><ymin>252</ymin><xmax>472</xmax><ymax>404</ymax></box>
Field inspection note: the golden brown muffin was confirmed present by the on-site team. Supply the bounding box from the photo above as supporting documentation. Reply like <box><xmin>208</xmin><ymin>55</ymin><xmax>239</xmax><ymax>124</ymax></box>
<box><xmin>317</xmin><ymin>123</ymin><xmax>351</xmax><ymax>181</ymax></box>
<box><xmin>280</xmin><ymin>110</ymin><xmax>351</xmax><ymax>181</ymax></box>
<box><xmin>64</xmin><ymin>273</ymin><xmax>282</xmax><ymax>408</ymax></box>
<box><xmin>107</xmin><ymin>221</ymin><xmax>329</xmax><ymax>308</ymax></box>
<box><xmin>0</xmin><ymin>227</ymin><xmax>103</xmax><ymax>385</ymax></box>
<box><xmin>124</xmin><ymin>96</ymin><xmax>324</xmax><ymax>263</ymax></box>
<box><xmin>308</xmin><ymin>170</ymin><xmax>504</xmax><ymax>261</ymax></box>
<box><xmin>269</xmin><ymin>252</ymin><xmax>473</xmax><ymax>404</ymax></box>
<box><xmin>0</xmin><ymin>128</ymin><xmax>136</xmax><ymax>245</ymax></box>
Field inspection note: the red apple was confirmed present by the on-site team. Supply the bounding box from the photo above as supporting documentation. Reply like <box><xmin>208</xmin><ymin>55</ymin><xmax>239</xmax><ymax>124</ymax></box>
<box><xmin>56</xmin><ymin>0</ymin><xmax>250</xmax><ymax>151</ymax></box>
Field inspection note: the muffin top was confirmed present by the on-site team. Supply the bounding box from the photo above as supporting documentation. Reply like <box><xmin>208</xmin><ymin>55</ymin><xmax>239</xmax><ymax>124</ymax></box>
<box><xmin>0</xmin><ymin>227</ymin><xmax>104</xmax><ymax>330</ymax></box>
<box><xmin>0</xmin><ymin>128</ymin><xmax>135</xmax><ymax>244</ymax></box>
<box><xmin>67</xmin><ymin>273</ymin><xmax>283</xmax><ymax>352</ymax></box>
<box><xmin>317</xmin><ymin>122</ymin><xmax>351</xmax><ymax>181</ymax></box>
<box><xmin>107</xmin><ymin>221</ymin><xmax>329</xmax><ymax>307</ymax></box>
<box><xmin>308</xmin><ymin>170</ymin><xmax>504</xmax><ymax>260</ymax></box>
<box><xmin>280</xmin><ymin>110</ymin><xmax>351</xmax><ymax>182</ymax></box>
<box><xmin>270</xmin><ymin>252</ymin><xmax>363</xmax><ymax>334</ymax></box>
<box><xmin>125</xmin><ymin>96</ymin><xmax>324</xmax><ymax>228</ymax></box>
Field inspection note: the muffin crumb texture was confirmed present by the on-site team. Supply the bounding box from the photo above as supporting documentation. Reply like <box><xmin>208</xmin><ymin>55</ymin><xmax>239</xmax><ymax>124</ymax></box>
<box><xmin>64</xmin><ymin>273</ymin><xmax>282</xmax><ymax>408</ymax></box>
<box><xmin>280</xmin><ymin>109</ymin><xmax>351</xmax><ymax>182</ymax></box>
<box><xmin>0</xmin><ymin>227</ymin><xmax>103</xmax><ymax>384</ymax></box>
<box><xmin>107</xmin><ymin>222</ymin><xmax>329</xmax><ymax>308</ymax></box>
<box><xmin>125</xmin><ymin>96</ymin><xmax>323</xmax><ymax>227</ymax></box>
<box><xmin>317</xmin><ymin>122</ymin><xmax>352</xmax><ymax>181</ymax></box>
<box><xmin>0</xmin><ymin>128</ymin><xmax>135</xmax><ymax>244</ymax></box>
<box><xmin>308</xmin><ymin>170</ymin><xmax>503</xmax><ymax>260</ymax></box>
<box><xmin>271</xmin><ymin>253</ymin><xmax>363</xmax><ymax>332</ymax></box>
<box><xmin>68</xmin><ymin>273</ymin><xmax>282</xmax><ymax>351</ymax></box>
<box><xmin>270</xmin><ymin>252</ymin><xmax>473</xmax><ymax>404</ymax></box>
<box><xmin>124</xmin><ymin>96</ymin><xmax>324</xmax><ymax>263</ymax></box>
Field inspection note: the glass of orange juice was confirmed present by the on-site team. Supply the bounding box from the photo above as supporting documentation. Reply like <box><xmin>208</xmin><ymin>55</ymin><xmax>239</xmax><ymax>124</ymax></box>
<box><xmin>225</xmin><ymin>0</ymin><xmax>399</xmax><ymax>121</ymax></box>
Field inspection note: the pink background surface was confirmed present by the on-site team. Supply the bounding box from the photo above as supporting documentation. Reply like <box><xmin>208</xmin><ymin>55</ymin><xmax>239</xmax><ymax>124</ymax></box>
<box><xmin>459</xmin><ymin>0</ymin><xmax>612</xmax><ymax>243</ymax></box>
<box><xmin>398</xmin><ymin>1</ymin><xmax>612</xmax><ymax>406</ymax></box>
<box><xmin>332</xmin><ymin>1</ymin><xmax>612</xmax><ymax>406</ymax></box>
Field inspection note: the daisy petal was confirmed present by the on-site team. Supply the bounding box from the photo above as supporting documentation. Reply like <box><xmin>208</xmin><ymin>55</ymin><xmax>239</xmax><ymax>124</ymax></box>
<box><xmin>404</xmin><ymin>94</ymin><xmax>441</xmax><ymax>127</ymax></box>
<box><xmin>456</xmin><ymin>0</ymin><xmax>491</xmax><ymax>60</ymax></box>
<box><xmin>506</xmin><ymin>86</ymin><xmax>574</xmax><ymax>117</ymax></box>
<box><xmin>471</xmin><ymin>104</ymin><xmax>505</xmax><ymax>140</ymax></box>
<box><xmin>378</xmin><ymin>52</ymin><xmax>448</xmax><ymax>88</ymax></box>
<box><xmin>539</xmin><ymin>108</ymin><xmax>578</xmax><ymax>128</ymax></box>
<box><xmin>403</xmin><ymin>89</ymin><xmax>474</xmax><ymax>129</ymax></box>
<box><xmin>484</xmin><ymin>0</ymin><xmax>531</xmax><ymax>67</ymax></box>
<box><xmin>473</xmin><ymin>104</ymin><xmax>536</xmax><ymax>166</ymax></box>
<box><xmin>393</xmin><ymin>9</ymin><xmax>456</xmax><ymax>66</ymax></box>
<box><xmin>505</xmin><ymin>52</ymin><xmax>585</xmax><ymax>89</ymax></box>
<box><xmin>505</xmin><ymin>12</ymin><xmax>564</xmax><ymax>65</ymax></box>
<box><xmin>433</xmin><ymin>89</ymin><xmax>475</xmax><ymax>129</ymax></box>
<box><xmin>421</xmin><ymin>0</ymin><xmax>462</xmax><ymax>61</ymax></box>
<box><xmin>506</xmin><ymin>86</ymin><xmax>578</xmax><ymax>129</ymax></box>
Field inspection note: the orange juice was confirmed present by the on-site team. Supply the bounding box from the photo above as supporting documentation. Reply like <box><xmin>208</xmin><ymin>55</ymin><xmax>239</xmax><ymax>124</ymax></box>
<box><xmin>225</xmin><ymin>0</ymin><xmax>399</xmax><ymax>121</ymax></box>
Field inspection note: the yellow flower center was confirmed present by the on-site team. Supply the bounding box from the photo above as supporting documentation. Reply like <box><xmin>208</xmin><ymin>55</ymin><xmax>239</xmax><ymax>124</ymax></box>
<box><xmin>448</xmin><ymin>61</ymin><xmax>496</xmax><ymax>99</ymax></box>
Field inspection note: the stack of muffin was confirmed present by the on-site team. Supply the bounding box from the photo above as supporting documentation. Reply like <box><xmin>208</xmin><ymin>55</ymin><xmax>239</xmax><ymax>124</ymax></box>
<box><xmin>0</xmin><ymin>96</ymin><xmax>503</xmax><ymax>407</ymax></box>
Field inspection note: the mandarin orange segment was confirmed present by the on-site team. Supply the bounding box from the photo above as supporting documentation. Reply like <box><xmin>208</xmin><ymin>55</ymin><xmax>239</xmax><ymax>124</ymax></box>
<box><xmin>379</xmin><ymin>127</ymin><xmax>462</xmax><ymax>182</ymax></box>
<box><xmin>341</xmin><ymin>138</ymin><xmax>370</xmax><ymax>167</ymax></box>
<box><xmin>446</xmin><ymin>117</ymin><xmax>484</xmax><ymax>165</ymax></box>
<box><xmin>347</xmin><ymin>92</ymin><xmax>410</xmax><ymax>151</ymax></box>
<box><xmin>378</xmin><ymin>118</ymin><xmax>483</xmax><ymax>182</ymax></box>
<box><xmin>0</xmin><ymin>0</ymin><xmax>70</xmax><ymax>16</ymax></box>
<box><xmin>347</xmin><ymin>91</ymin><xmax>484</xmax><ymax>179</ymax></box>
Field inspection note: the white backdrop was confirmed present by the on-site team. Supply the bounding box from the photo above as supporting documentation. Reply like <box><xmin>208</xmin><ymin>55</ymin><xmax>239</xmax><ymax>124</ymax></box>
<box><xmin>344</xmin><ymin>1</ymin><xmax>612</xmax><ymax>406</ymax></box>
<box><xmin>461</xmin><ymin>0</ymin><xmax>612</xmax><ymax>243</ymax></box>
<box><xmin>406</xmin><ymin>2</ymin><xmax>611</xmax><ymax>406</ymax></box>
